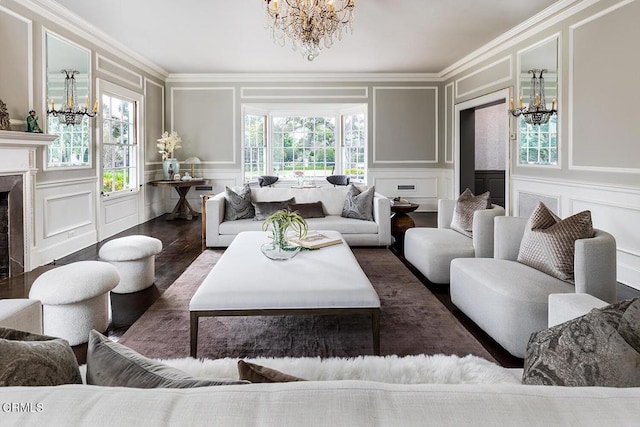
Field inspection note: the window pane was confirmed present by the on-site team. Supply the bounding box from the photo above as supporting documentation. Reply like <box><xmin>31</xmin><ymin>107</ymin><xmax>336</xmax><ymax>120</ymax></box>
<box><xmin>342</xmin><ymin>113</ymin><xmax>366</xmax><ymax>181</ymax></box>
<box><xmin>243</xmin><ymin>109</ymin><xmax>366</xmax><ymax>183</ymax></box>
<box><xmin>518</xmin><ymin>115</ymin><xmax>557</xmax><ymax>166</ymax></box>
<box><xmin>101</xmin><ymin>92</ymin><xmax>137</xmax><ymax>194</ymax></box>
<box><xmin>243</xmin><ymin>114</ymin><xmax>266</xmax><ymax>183</ymax></box>
<box><xmin>47</xmin><ymin>115</ymin><xmax>90</xmax><ymax>168</ymax></box>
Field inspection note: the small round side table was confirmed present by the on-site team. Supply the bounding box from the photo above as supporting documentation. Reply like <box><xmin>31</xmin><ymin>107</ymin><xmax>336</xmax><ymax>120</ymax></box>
<box><xmin>391</xmin><ymin>203</ymin><xmax>420</xmax><ymax>252</ymax></box>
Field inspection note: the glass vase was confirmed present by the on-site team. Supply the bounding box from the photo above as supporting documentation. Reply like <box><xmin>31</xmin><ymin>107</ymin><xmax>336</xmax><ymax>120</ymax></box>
<box><xmin>261</xmin><ymin>221</ymin><xmax>301</xmax><ymax>261</ymax></box>
<box><xmin>162</xmin><ymin>158</ymin><xmax>180</xmax><ymax>180</ymax></box>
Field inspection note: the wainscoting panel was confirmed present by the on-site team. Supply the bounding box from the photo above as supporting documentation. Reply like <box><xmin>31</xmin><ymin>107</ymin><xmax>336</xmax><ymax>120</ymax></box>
<box><xmin>515</xmin><ymin>191</ymin><xmax>560</xmax><ymax>217</ymax></box>
<box><xmin>0</xmin><ymin>6</ymin><xmax>31</xmax><ymax>119</ymax></box>
<box><xmin>455</xmin><ymin>56</ymin><xmax>512</xmax><ymax>100</ymax></box>
<box><xmin>104</xmin><ymin>196</ymin><xmax>138</xmax><ymax>225</ymax></box>
<box><xmin>143</xmin><ymin>170</ymin><xmax>167</xmax><ymax>221</ymax></box>
<box><xmin>34</xmin><ymin>179</ymin><xmax>98</xmax><ymax>267</ymax></box>
<box><xmin>43</xmin><ymin>191</ymin><xmax>93</xmax><ymax>238</ymax></box>
<box><xmin>240</xmin><ymin>86</ymin><xmax>368</xmax><ymax>99</ymax></box>
<box><xmin>369</xmin><ymin>168</ymin><xmax>452</xmax><ymax>211</ymax></box>
<box><xmin>101</xmin><ymin>194</ymin><xmax>140</xmax><ymax>241</ymax></box>
<box><xmin>96</xmin><ymin>53</ymin><xmax>143</xmax><ymax>89</ymax></box>
<box><xmin>512</xmin><ymin>175</ymin><xmax>640</xmax><ymax>290</ymax></box>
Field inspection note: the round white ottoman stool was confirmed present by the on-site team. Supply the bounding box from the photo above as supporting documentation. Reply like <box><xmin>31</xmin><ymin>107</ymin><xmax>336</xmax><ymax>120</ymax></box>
<box><xmin>28</xmin><ymin>261</ymin><xmax>120</xmax><ymax>346</ymax></box>
<box><xmin>99</xmin><ymin>235</ymin><xmax>163</xmax><ymax>294</ymax></box>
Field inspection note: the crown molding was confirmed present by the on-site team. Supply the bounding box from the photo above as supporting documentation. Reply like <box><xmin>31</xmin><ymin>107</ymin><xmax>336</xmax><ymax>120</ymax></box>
<box><xmin>439</xmin><ymin>0</ymin><xmax>593</xmax><ymax>79</ymax></box>
<box><xmin>17</xmin><ymin>0</ymin><xmax>168</xmax><ymax>80</ymax></box>
<box><xmin>166</xmin><ymin>72</ymin><xmax>441</xmax><ymax>84</ymax></box>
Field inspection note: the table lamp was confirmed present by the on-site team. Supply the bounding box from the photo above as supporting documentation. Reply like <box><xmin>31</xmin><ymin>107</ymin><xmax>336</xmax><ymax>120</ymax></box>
<box><xmin>185</xmin><ymin>157</ymin><xmax>201</xmax><ymax>178</ymax></box>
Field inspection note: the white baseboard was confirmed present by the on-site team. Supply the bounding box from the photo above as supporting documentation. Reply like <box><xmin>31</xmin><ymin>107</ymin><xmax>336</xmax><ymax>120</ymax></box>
<box><xmin>32</xmin><ymin>229</ymin><xmax>97</xmax><ymax>267</ymax></box>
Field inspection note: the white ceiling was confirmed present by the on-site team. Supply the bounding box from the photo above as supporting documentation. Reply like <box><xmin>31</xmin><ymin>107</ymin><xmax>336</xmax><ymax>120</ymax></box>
<box><xmin>49</xmin><ymin>0</ymin><xmax>560</xmax><ymax>75</ymax></box>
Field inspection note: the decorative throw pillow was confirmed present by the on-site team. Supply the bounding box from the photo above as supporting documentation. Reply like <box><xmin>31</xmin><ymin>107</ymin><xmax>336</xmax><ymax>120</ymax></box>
<box><xmin>253</xmin><ymin>198</ymin><xmax>296</xmax><ymax>221</ymax></box>
<box><xmin>450</xmin><ymin>188</ymin><xmax>491</xmax><ymax>237</ymax></box>
<box><xmin>341</xmin><ymin>185</ymin><xmax>375</xmax><ymax>221</ymax></box>
<box><xmin>618</xmin><ymin>298</ymin><xmax>640</xmax><ymax>353</ymax></box>
<box><xmin>224</xmin><ymin>184</ymin><xmax>255</xmax><ymax>221</ymax></box>
<box><xmin>86</xmin><ymin>330</ymin><xmax>248</xmax><ymax>388</ymax></box>
<box><xmin>517</xmin><ymin>202</ymin><xmax>594</xmax><ymax>283</ymax></box>
<box><xmin>0</xmin><ymin>327</ymin><xmax>82</xmax><ymax>386</ymax></box>
<box><xmin>237</xmin><ymin>360</ymin><xmax>305</xmax><ymax>383</ymax></box>
<box><xmin>522</xmin><ymin>298</ymin><xmax>640</xmax><ymax>387</ymax></box>
<box><xmin>288</xmin><ymin>201</ymin><xmax>325</xmax><ymax>219</ymax></box>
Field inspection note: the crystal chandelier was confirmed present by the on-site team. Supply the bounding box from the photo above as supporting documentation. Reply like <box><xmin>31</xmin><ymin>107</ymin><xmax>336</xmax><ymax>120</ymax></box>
<box><xmin>264</xmin><ymin>0</ymin><xmax>356</xmax><ymax>61</ymax></box>
<box><xmin>47</xmin><ymin>69</ymin><xmax>98</xmax><ymax>126</ymax></box>
<box><xmin>509</xmin><ymin>69</ymin><xmax>557</xmax><ymax>126</ymax></box>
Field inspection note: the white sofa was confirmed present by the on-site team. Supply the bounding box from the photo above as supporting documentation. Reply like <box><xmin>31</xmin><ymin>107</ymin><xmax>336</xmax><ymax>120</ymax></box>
<box><xmin>4</xmin><ymin>296</ymin><xmax>639</xmax><ymax>425</ymax></box>
<box><xmin>404</xmin><ymin>199</ymin><xmax>505</xmax><ymax>284</ymax></box>
<box><xmin>450</xmin><ymin>216</ymin><xmax>617</xmax><ymax>358</ymax></box>
<box><xmin>2</xmin><ymin>381</ymin><xmax>640</xmax><ymax>425</ymax></box>
<box><xmin>203</xmin><ymin>186</ymin><xmax>391</xmax><ymax>247</ymax></box>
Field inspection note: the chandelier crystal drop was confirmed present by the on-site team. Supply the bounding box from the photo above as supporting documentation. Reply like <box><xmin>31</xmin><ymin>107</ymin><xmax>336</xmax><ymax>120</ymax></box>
<box><xmin>264</xmin><ymin>0</ymin><xmax>356</xmax><ymax>61</ymax></box>
<box><xmin>509</xmin><ymin>69</ymin><xmax>557</xmax><ymax>126</ymax></box>
<box><xmin>47</xmin><ymin>69</ymin><xmax>97</xmax><ymax>126</ymax></box>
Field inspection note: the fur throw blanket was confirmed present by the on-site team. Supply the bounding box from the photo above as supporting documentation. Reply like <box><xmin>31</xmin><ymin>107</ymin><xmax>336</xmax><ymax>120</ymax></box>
<box><xmin>157</xmin><ymin>354</ymin><xmax>520</xmax><ymax>384</ymax></box>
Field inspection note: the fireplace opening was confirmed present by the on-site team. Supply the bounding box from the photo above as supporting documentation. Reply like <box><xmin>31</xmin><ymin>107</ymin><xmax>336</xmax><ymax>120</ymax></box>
<box><xmin>0</xmin><ymin>192</ymin><xmax>8</xmax><ymax>280</ymax></box>
<box><xmin>0</xmin><ymin>175</ymin><xmax>24</xmax><ymax>279</ymax></box>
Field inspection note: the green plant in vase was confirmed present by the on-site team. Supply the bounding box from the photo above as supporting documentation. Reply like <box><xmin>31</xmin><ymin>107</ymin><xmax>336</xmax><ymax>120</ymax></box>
<box><xmin>261</xmin><ymin>210</ymin><xmax>308</xmax><ymax>260</ymax></box>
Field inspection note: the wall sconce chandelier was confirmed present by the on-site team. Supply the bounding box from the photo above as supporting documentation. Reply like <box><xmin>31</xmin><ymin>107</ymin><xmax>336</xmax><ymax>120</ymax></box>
<box><xmin>509</xmin><ymin>69</ymin><xmax>557</xmax><ymax>126</ymax></box>
<box><xmin>263</xmin><ymin>0</ymin><xmax>356</xmax><ymax>61</ymax></box>
<box><xmin>48</xmin><ymin>69</ymin><xmax>98</xmax><ymax>126</ymax></box>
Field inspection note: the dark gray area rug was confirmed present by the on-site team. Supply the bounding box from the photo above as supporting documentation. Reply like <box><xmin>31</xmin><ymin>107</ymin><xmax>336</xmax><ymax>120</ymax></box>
<box><xmin>118</xmin><ymin>248</ymin><xmax>495</xmax><ymax>362</ymax></box>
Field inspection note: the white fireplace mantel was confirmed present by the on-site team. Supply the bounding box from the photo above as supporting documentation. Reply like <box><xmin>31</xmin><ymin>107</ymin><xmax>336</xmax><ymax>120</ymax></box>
<box><xmin>0</xmin><ymin>130</ymin><xmax>58</xmax><ymax>146</ymax></box>
<box><xmin>0</xmin><ymin>130</ymin><xmax>56</xmax><ymax>273</ymax></box>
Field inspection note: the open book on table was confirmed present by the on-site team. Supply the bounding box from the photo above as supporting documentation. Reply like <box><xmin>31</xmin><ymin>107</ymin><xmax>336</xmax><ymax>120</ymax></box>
<box><xmin>287</xmin><ymin>231</ymin><xmax>343</xmax><ymax>249</ymax></box>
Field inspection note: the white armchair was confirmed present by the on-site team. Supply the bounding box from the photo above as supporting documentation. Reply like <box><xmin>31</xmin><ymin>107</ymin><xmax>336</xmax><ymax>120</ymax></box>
<box><xmin>403</xmin><ymin>199</ymin><xmax>505</xmax><ymax>284</ymax></box>
<box><xmin>450</xmin><ymin>216</ymin><xmax>617</xmax><ymax>358</ymax></box>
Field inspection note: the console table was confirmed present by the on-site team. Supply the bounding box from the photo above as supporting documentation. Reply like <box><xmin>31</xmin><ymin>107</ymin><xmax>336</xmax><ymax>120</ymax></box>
<box><xmin>149</xmin><ymin>179</ymin><xmax>207</xmax><ymax>220</ymax></box>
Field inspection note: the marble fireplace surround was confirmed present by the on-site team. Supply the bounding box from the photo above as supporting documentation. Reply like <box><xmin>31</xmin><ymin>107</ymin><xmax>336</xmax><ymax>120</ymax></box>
<box><xmin>0</xmin><ymin>175</ymin><xmax>24</xmax><ymax>278</ymax></box>
<box><xmin>0</xmin><ymin>130</ymin><xmax>56</xmax><ymax>276</ymax></box>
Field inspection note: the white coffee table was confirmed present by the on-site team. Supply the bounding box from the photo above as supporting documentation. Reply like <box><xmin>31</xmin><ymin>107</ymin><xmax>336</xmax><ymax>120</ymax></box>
<box><xmin>189</xmin><ymin>231</ymin><xmax>381</xmax><ymax>357</ymax></box>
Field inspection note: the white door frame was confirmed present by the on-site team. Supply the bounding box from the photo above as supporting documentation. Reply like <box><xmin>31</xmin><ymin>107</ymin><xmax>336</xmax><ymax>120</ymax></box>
<box><xmin>95</xmin><ymin>78</ymin><xmax>145</xmax><ymax>240</ymax></box>
<box><xmin>453</xmin><ymin>88</ymin><xmax>511</xmax><ymax>214</ymax></box>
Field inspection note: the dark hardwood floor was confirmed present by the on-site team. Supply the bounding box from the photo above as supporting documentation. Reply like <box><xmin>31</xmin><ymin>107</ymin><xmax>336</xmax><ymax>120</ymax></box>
<box><xmin>2</xmin><ymin>211</ymin><xmax>638</xmax><ymax>367</ymax></box>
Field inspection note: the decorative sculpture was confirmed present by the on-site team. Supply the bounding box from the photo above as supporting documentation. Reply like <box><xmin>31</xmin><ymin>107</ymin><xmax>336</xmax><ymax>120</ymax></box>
<box><xmin>26</xmin><ymin>110</ymin><xmax>43</xmax><ymax>133</ymax></box>
<box><xmin>0</xmin><ymin>99</ymin><xmax>10</xmax><ymax>131</ymax></box>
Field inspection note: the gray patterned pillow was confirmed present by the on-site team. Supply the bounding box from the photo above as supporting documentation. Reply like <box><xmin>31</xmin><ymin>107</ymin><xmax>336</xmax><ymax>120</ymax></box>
<box><xmin>0</xmin><ymin>327</ymin><xmax>82</xmax><ymax>386</ymax></box>
<box><xmin>450</xmin><ymin>188</ymin><xmax>491</xmax><ymax>237</ymax></box>
<box><xmin>341</xmin><ymin>185</ymin><xmax>375</xmax><ymax>221</ymax></box>
<box><xmin>523</xmin><ymin>298</ymin><xmax>640</xmax><ymax>387</ymax></box>
<box><xmin>86</xmin><ymin>330</ymin><xmax>248</xmax><ymax>388</ymax></box>
<box><xmin>517</xmin><ymin>202</ymin><xmax>593</xmax><ymax>283</ymax></box>
<box><xmin>252</xmin><ymin>198</ymin><xmax>296</xmax><ymax>221</ymax></box>
<box><xmin>224</xmin><ymin>184</ymin><xmax>255</xmax><ymax>221</ymax></box>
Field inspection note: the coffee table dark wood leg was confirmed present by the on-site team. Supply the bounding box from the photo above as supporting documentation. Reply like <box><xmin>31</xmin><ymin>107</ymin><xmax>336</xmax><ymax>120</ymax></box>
<box><xmin>372</xmin><ymin>309</ymin><xmax>380</xmax><ymax>355</ymax></box>
<box><xmin>190</xmin><ymin>312</ymin><xmax>198</xmax><ymax>358</ymax></box>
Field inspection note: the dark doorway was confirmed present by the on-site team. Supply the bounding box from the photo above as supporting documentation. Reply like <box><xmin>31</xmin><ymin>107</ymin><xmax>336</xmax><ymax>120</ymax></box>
<box><xmin>458</xmin><ymin>100</ymin><xmax>507</xmax><ymax>207</ymax></box>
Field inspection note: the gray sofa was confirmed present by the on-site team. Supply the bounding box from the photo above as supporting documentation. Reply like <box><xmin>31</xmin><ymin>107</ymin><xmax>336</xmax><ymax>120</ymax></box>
<box><xmin>450</xmin><ymin>216</ymin><xmax>617</xmax><ymax>358</ymax></box>
<box><xmin>404</xmin><ymin>199</ymin><xmax>505</xmax><ymax>284</ymax></box>
<box><xmin>203</xmin><ymin>186</ymin><xmax>391</xmax><ymax>247</ymax></box>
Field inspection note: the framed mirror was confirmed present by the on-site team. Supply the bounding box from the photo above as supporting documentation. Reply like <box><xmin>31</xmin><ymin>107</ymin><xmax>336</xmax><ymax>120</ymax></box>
<box><xmin>516</xmin><ymin>34</ymin><xmax>559</xmax><ymax>166</ymax></box>
<box><xmin>44</xmin><ymin>31</ymin><xmax>92</xmax><ymax>169</ymax></box>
